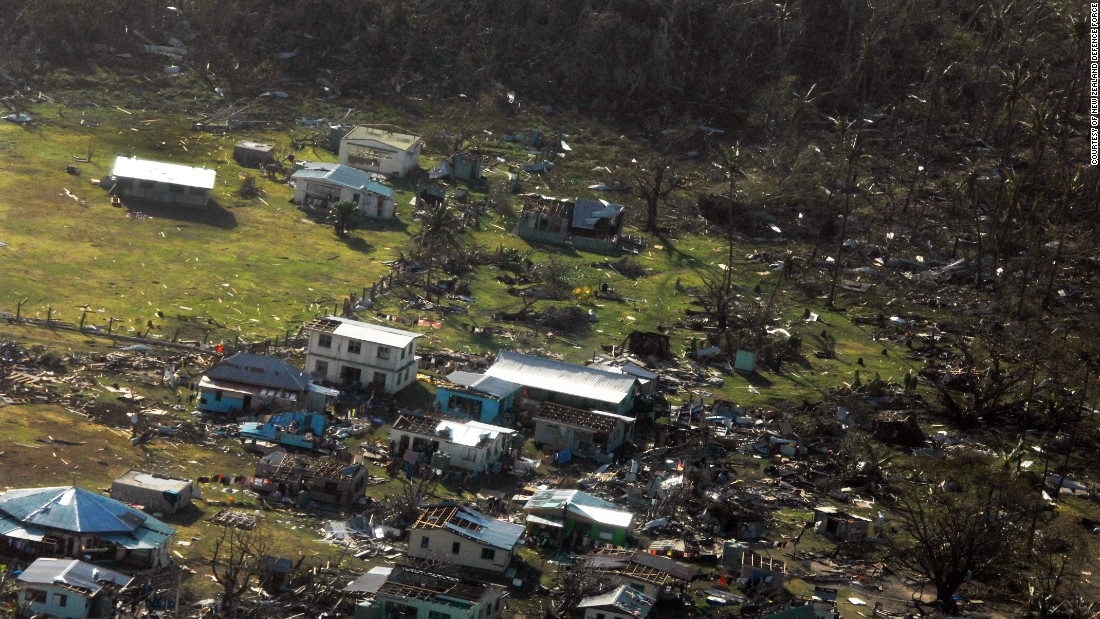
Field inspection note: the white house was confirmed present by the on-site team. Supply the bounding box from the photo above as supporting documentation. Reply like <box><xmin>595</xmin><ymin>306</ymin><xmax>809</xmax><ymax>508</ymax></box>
<box><xmin>17</xmin><ymin>558</ymin><xmax>132</xmax><ymax>619</ymax></box>
<box><xmin>406</xmin><ymin>503</ymin><xmax>525</xmax><ymax>574</ymax></box>
<box><xmin>290</xmin><ymin>162</ymin><xmax>397</xmax><ymax>218</ymax></box>
<box><xmin>390</xmin><ymin>414</ymin><xmax>515</xmax><ymax>474</ymax></box>
<box><xmin>108</xmin><ymin>156</ymin><xmax>216</xmax><ymax>207</ymax></box>
<box><xmin>109</xmin><ymin>469</ymin><xmax>194</xmax><ymax>515</ymax></box>
<box><xmin>577</xmin><ymin>586</ymin><xmax>655</xmax><ymax>619</ymax></box>
<box><xmin>303</xmin><ymin>316</ymin><xmax>420</xmax><ymax>394</ymax></box>
<box><xmin>338</xmin><ymin>126</ymin><xmax>422</xmax><ymax>177</ymax></box>
<box><xmin>354</xmin><ymin>566</ymin><xmax>505</xmax><ymax>619</ymax></box>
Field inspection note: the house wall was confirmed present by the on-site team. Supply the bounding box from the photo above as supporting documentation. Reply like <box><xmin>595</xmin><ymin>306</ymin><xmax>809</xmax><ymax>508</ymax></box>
<box><xmin>306</xmin><ymin>331</ymin><xmax>418</xmax><ymax>394</ymax></box>
<box><xmin>113</xmin><ymin>177</ymin><xmax>210</xmax><ymax>207</ymax></box>
<box><xmin>19</xmin><ymin>586</ymin><xmax>92</xmax><ymax>619</ymax></box>
<box><xmin>293</xmin><ymin>180</ymin><xmax>395</xmax><ymax>219</ymax></box>
<box><xmin>109</xmin><ymin>481</ymin><xmax>192</xmax><ymax>515</ymax></box>
<box><xmin>375</xmin><ymin>591</ymin><xmax>499</xmax><ymax>619</ymax></box>
<box><xmin>339</xmin><ymin>140</ymin><xmax>420</xmax><ymax>177</ymax></box>
<box><xmin>197</xmin><ymin>387</ymin><xmax>246</xmax><ymax>414</ymax></box>
<box><xmin>389</xmin><ymin>429</ymin><xmax>507</xmax><ymax>473</ymax></box>
<box><xmin>533</xmin><ymin>419</ymin><xmax>631</xmax><ymax>455</ymax></box>
<box><xmin>407</xmin><ymin>529</ymin><xmax>513</xmax><ymax>574</ymax></box>
<box><xmin>435</xmin><ymin>388</ymin><xmax>506</xmax><ymax>424</ymax></box>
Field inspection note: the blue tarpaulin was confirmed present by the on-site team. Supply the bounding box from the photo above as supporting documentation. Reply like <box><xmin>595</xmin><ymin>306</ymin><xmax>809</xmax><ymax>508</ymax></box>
<box><xmin>556</xmin><ymin>448</ymin><xmax>572</xmax><ymax>465</ymax></box>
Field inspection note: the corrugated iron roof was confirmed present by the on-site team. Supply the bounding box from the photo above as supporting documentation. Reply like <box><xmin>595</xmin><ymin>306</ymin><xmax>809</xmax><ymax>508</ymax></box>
<box><xmin>304</xmin><ymin>316</ymin><xmax>420</xmax><ymax>348</ymax></box>
<box><xmin>523</xmin><ymin>489</ymin><xmax>634</xmax><ymax>528</ymax></box>
<box><xmin>342</xmin><ymin>126</ymin><xmax>422</xmax><ymax>151</ymax></box>
<box><xmin>484</xmin><ymin>350</ymin><xmax>637</xmax><ymax>406</ymax></box>
<box><xmin>411</xmin><ymin>503</ymin><xmax>524</xmax><ymax>551</ymax></box>
<box><xmin>291</xmin><ymin>164</ymin><xmax>394</xmax><ymax>196</ymax></box>
<box><xmin>0</xmin><ymin>487</ymin><xmax>149</xmax><ymax>534</ymax></box>
<box><xmin>578</xmin><ymin>585</ymin><xmax>655</xmax><ymax>617</ymax></box>
<box><xmin>111</xmin><ymin>156</ymin><xmax>216</xmax><ymax>190</ymax></box>
<box><xmin>205</xmin><ymin>353</ymin><xmax>312</xmax><ymax>392</ymax></box>
<box><xmin>445</xmin><ymin>371</ymin><xmax>521</xmax><ymax>400</ymax></box>
<box><xmin>18</xmin><ymin>558</ymin><xmax>133</xmax><ymax>595</ymax></box>
<box><xmin>572</xmin><ymin>198</ymin><xmax>624</xmax><ymax>230</ymax></box>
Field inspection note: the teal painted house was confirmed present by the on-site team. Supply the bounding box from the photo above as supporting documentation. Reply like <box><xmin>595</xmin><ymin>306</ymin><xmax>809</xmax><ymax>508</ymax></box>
<box><xmin>198</xmin><ymin>353</ymin><xmax>338</xmax><ymax>416</ymax></box>
<box><xmin>434</xmin><ymin>371</ymin><xmax>521</xmax><ymax>424</ymax></box>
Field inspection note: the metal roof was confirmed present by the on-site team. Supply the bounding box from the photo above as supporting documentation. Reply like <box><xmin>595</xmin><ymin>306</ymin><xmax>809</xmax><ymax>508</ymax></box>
<box><xmin>578</xmin><ymin>585</ymin><xmax>655</xmax><ymax>617</ymax></box>
<box><xmin>304</xmin><ymin>316</ymin><xmax>420</xmax><ymax>348</ymax></box>
<box><xmin>291</xmin><ymin>164</ymin><xmax>394</xmax><ymax>197</ymax></box>
<box><xmin>532</xmin><ymin>403</ymin><xmax>634</xmax><ymax>433</ymax></box>
<box><xmin>204</xmin><ymin>353</ymin><xmax>312</xmax><ymax>391</ymax></box>
<box><xmin>18</xmin><ymin>559</ymin><xmax>132</xmax><ymax>595</ymax></box>
<box><xmin>572</xmin><ymin>198</ymin><xmax>624</xmax><ymax>230</ymax></box>
<box><xmin>113</xmin><ymin>469</ymin><xmax>191</xmax><ymax>493</ymax></box>
<box><xmin>523</xmin><ymin>489</ymin><xmax>634</xmax><ymax>529</ymax></box>
<box><xmin>412</xmin><ymin>504</ymin><xmax>524</xmax><ymax>551</ymax></box>
<box><xmin>342</xmin><ymin>126</ymin><xmax>422</xmax><ymax>151</ymax></box>
<box><xmin>0</xmin><ymin>487</ymin><xmax>149</xmax><ymax>534</ymax></box>
<box><xmin>484</xmin><ymin>350</ymin><xmax>638</xmax><ymax>407</ymax></box>
<box><xmin>444</xmin><ymin>371</ymin><xmax>521</xmax><ymax>400</ymax></box>
<box><xmin>344</xmin><ymin>566</ymin><xmax>393</xmax><ymax>594</ymax></box>
<box><xmin>235</xmin><ymin>141</ymin><xmax>274</xmax><ymax>152</ymax></box>
<box><xmin>393</xmin><ymin>415</ymin><xmax>514</xmax><ymax>447</ymax></box>
<box><xmin>111</xmin><ymin>156</ymin><xmax>216</xmax><ymax>190</ymax></box>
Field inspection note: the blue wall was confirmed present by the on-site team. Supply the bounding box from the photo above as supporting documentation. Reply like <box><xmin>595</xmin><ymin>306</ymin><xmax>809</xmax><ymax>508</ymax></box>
<box><xmin>198</xmin><ymin>388</ymin><xmax>245</xmax><ymax>414</ymax></box>
<box><xmin>436</xmin><ymin>388</ymin><xmax>513</xmax><ymax>424</ymax></box>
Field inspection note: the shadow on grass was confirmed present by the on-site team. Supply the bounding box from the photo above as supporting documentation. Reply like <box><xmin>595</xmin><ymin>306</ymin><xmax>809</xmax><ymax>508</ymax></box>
<box><xmin>159</xmin><ymin>503</ymin><xmax>207</xmax><ymax>527</ymax></box>
<box><xmin>337</xmin><ymin>233</ymin><xmax>372</xmax><ymax>254</ymax></box>
<box><xmin>739</xmin><ymin>370</ymin><xmax>774</xmax><ymax>388</ymax></box>
<box><xmin>121</xmin><ymin>197</ymin><xmax>237</xmax><ymax>229</ymax></box>
<box><xmin>359</xmin><ymin>216</ymin><xmax>409</xmax><ymax>235</ymax></box>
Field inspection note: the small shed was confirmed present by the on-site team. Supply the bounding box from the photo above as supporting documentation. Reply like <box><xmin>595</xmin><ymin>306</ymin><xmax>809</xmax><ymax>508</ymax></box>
<box><xmin>812</xmin><ymin>506</ymin><xmax>871</xmax><ymax>541</ymax></box>
<box><xmin>110</xmin><ymin>469</ymin><xmax>194</xmax><ymax>515</ymax></box>
<box><xmin>233</xmin><ymin>141</ymin><xmax>275</xmax><ymax>167</ymax></box>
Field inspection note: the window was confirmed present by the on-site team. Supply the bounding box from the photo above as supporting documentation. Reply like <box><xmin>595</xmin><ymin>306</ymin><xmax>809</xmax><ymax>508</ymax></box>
<box><xmin>427</xmin><ymin>612</ymin><xmax>451</xmax><ymax>619</ymax></box>
<box><xmin>24</xmin><ymin>589</ymin><xmax>46</xmax><ymax>603</ymax></box>
<box><xmin>595</xmin><ymin>614</ymin><xmax>605</xmax><ymax>619</ymax></box>
<box><xmin>189</xmin><ymin>186</ymin><xmax>207</xmax><ymax>196</ymax></box>
<box><xmin>347</xmin><ymin>341</ymin><xmax>361</xmax><ymax>355</ymax></box>
<box><xmin>401</xmin><ymin>346</ymin><xmax>406</xmax><ymax>360</ymax></box>
<box><xmin>481</xmin><ymin>547</ymin><xmax>496</xmax><ymax>561</ymax></box>
<box><xmin>214</xmin><ymin>390</ymin><xmax>222</xmax><ymax>402</ymax></box>
<box><xmin>452</xmin><ymin>541</ymin><xmax>461</xmax><ymax>554</ymax></box>
<box><xmin>138</xmin><ymin>179</ymin><xmax>155</xmax><ymax>189</ymax></box>
<box><xmin>340</xmin><ymin>366</ymin><xmax>363</xmax><ymax>385</ymax></box>
<box><xmin>315</xmin><ymin>360</ymin><xmax>329</xmax><ymax>375</ymax></box>
<box><xmin>168</xmin><ymin>183</ymin><xmax>184</xmax><ymax>193</ymax></box>
<box><xmin>373</xmin><ymin>372</ymin><xmax>386</xmax><ymax>387</ymax></box>
<box><xmin>376</xmin><ymin>346</ymin><xmax>391</xmax><ymax>360</ymax></box>
<box><xmin>317</xmin><ymin>334</ymin><xmax>332</xmax><ymax>348</ymax></box>
<box><xmin>420</xmin><ymin>536</ymin><xmax>430</xmax><ymax>549</ymax></box>
<box><xmin>52</xmin><ymin>593</ymin><xmax>67</xmax><ymax>608</ymax></box>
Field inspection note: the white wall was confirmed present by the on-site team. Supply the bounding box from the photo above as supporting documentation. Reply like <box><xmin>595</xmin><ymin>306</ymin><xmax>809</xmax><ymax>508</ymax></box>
<box><xmin>406</xmin><ymin>529</ymin><xmax>512</xmax><ymax>574</ymax></box>
<box><xmin>306</xmin><ymin>331</ymin><xmax>418</xmax><ymax>394</ymax></box>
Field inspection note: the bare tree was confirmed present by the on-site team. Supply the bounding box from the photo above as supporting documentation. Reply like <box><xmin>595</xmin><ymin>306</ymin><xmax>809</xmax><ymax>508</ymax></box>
<box><xmin>630</xmin><ymin>124</ymin><xmax>691</xmax><ymax>233</ymax></box>
<box><xmin>210</xmin><ymin>522</ymin><xmax>270</xmax><ymax>617</ymax></box>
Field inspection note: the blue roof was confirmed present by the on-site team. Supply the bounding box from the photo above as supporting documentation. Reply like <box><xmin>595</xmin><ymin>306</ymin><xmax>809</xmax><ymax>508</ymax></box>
<box><xmin>205</xmin><ymin>353</ymin><xmax>311</xmax><ymax>391</ymax></box>
<box><xmin>291</xmin><ymin>164</ymin><xmax>393</xmax><ymax>197</ymax></box>
<box><xmin>0</xmin><ymin>487</ymin><xmax>175</xmax><ymax>539</ymax></box>
<box><xmin>413</xmin><ymin>504</ymin><xmax>524</xmax><ymax>551</ymax></box>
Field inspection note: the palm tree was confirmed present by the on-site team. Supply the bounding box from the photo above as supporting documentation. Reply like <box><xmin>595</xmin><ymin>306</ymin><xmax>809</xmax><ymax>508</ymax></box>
<box><xmin>410</xmin><ymin>201</ymin><xmax>465</xmax><ymax>301</ymax></box>
<box><xmin>331</xmin><ymin>200</ymin><xmax>356</xmax><ymax>236</ymax></box>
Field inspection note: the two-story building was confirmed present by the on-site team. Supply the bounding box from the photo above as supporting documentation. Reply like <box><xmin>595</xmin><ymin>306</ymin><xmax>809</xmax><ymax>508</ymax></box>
<box><xmin>406</xmin><ymin>503</ymin><xmax>525</xmax><ymax>575</ymax></box>
<box><xmin>17</xmin><ymin>559</ymin><xmax>132</xmax><ymax>619</ymax></box>
<box><xmin>390</xmin><ymin>414</ymin><xmax>516</xmax><ymax>474</ymax></box>
<box><xmin>303</xmin><ymin>316</ymin><xmax>421</xmax><ymax>394</ymax></box>
<box><xmin>338</xmin><ymin>126</ymin><xmax>423</xmax><ymax>177</ymax></box>
<box><xmin>353</xmin><ymin>566</ymin><xmax>505</xmax><ymax>619</ymax></box>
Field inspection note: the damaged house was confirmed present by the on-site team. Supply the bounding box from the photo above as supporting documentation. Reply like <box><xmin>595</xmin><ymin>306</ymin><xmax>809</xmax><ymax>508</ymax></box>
<box><xmin>16</xmin><ymin>558</ymin><xmax>133</xmax><ymax>619</ymax></box>
<box><xmin>337</xmin><ymin>126</ymin><xmax>422</xmax><ymax>178</ymax></box>
<box><xmin>198</xmin><ymin>352</ymin><xmax>338</xmax><ymax>416</ymax></box>
<box><xmin>304</xmin><ymin>316</ymin><xmax>421</xmax><ymax>394</ymax></box>
<box><xmin>390</xmin><ymin>414</ymin><xmax>516</xmax><ymax>474</ymax></box>
<box><xmin>253</xmin><ymin>451</ymin><xmax>369</xmax><ymax>507</ymax></box>
<box><xmin>484</xmin><ymin>350</ymin><xmax>639</xmax><ymax>415</ymax></box>
<box><xmin>577</xmin><ymin>585</ymin><xmax>655</xmax><ymax>619</ymax></box>
<box><xmin>812</xmin><ymin>506</ymin><xmax>871</xmax><ymax>541</ymax></box>
<box><xmin>514</xmin><ymin>194</ymin><xmax>625</xmax><ymax>254</ymax></box>
<box><xmin>738</xmin><ymin>551</ymin><xmax>787</xmax><ymax>589</ymax></box>
<box><xmin>406</xmin><ymin>503</ymin><xmax>525</xmax><ymax>575</ymax></box>
<box><xmin>0</xmin><ymin>486</ymin><xmax>175</xmax><ymax>569</ymax></box>
<box><xmin>523</xmin><ymin>489</ymin><xmax>634</xmax><ymax>547</ymax></box>
<box><xmin>290</xmin><ymin>162</ymin><xmax>397</xmax><ymax>219</ymax></box>
<box><xmin>434</xmin><ymin>371</ymin><xmax>522</xmax><ymax>424</ymax></box>
<box><xmin>354</xmin><ymin>565</ymin><xmax>506</xmax><ymax>619</ymax></box>
<box><xmin>581</xmin><ymin>549</ymin><xmax>696</xmax><ymax>600</ymax></box>
<box><xmin>531</xmin><ymin>403</ymin><xmax>635</xmax><ymax>460</ymax></box>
